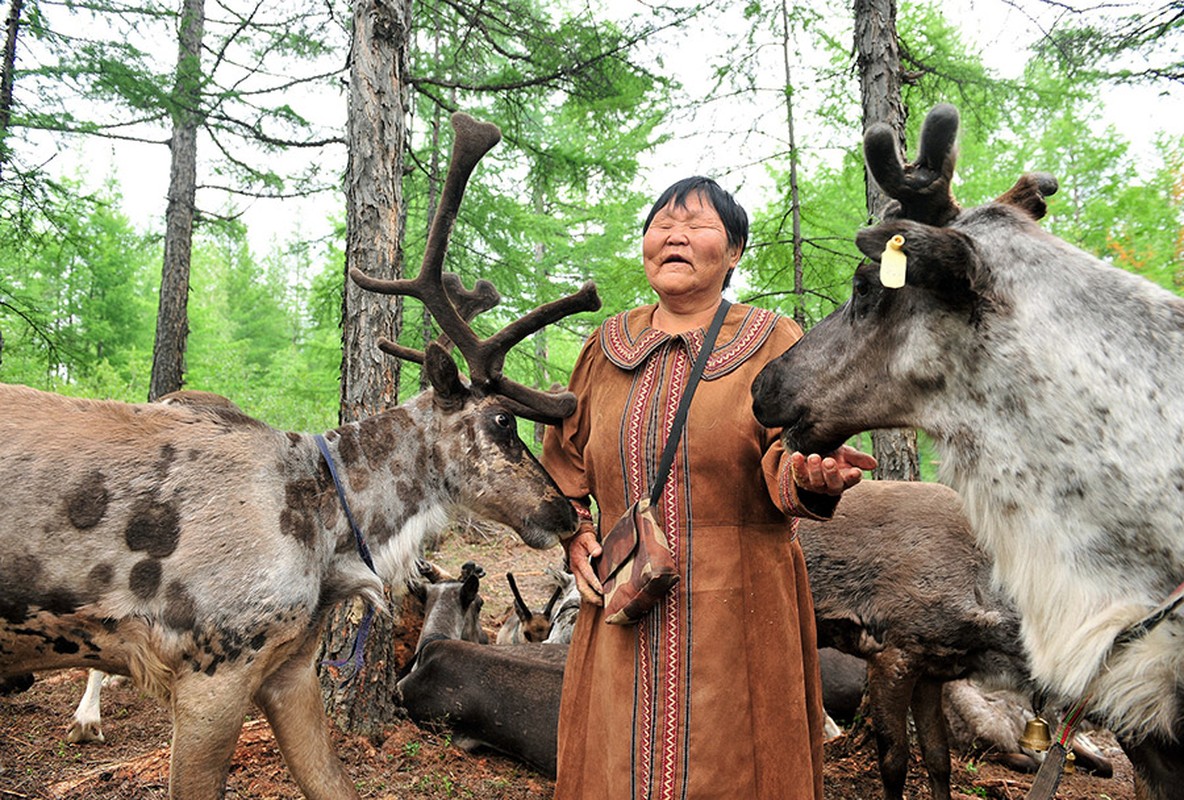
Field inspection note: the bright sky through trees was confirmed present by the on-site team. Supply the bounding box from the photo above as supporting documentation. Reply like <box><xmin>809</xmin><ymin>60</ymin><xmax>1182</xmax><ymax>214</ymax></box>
<box><xmin>25</xmin><ymin>0</ymin><xmax>1181</xmax><ymax>251</ymax></box>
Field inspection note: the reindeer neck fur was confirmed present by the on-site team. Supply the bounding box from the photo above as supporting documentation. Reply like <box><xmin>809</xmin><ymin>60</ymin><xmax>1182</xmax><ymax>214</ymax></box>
<box><xmin>929</xmin><ymin>209</ymin><xmax>1184</xmax><ymax>739</ymax></box>
<box><xmin>312</xmin><ymin>396</ymin><xmax>450</xmax><ymax>607</ymax></box>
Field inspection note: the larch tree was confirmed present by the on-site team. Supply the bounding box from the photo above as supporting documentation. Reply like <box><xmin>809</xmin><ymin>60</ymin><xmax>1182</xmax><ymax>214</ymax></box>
<box><xmin>149</xmin><ymin>0</ymin><xmax>204</xmax><ymax>400</ymax></box>
<box><xmin>853</xmin><ymin>0</ymin><xmax>920</xmax><ymax>481</ymax></box>
<box><xmin>3</xmin><ymin>0</ymin><xmax>348</xmax><ymax>398</ymax></box>
<box><xmin>321</xmin><ymin>0</ymin><xmax>671</xmax><ymax>733</ymax></box>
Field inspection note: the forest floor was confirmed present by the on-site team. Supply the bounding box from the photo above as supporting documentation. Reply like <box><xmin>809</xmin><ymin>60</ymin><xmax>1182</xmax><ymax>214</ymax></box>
<box><xmin>0</xmin><ymin>525</ymin><xmax>1134</xmax><ymax>800</ymax></box>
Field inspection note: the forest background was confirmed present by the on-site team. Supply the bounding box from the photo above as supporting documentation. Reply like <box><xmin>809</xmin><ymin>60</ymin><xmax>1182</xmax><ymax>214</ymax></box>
<box><xmin>1</xmin><ymin>0</ymin><xmax>1181</xmax><ymax>468</ymax></box>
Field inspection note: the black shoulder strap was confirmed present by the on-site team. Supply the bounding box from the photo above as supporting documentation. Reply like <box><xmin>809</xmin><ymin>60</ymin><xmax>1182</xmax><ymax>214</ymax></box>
<box><xmin>648</xmin><ymin>300</ymin><xmax>731</xmax><ymax>507</ymax></box>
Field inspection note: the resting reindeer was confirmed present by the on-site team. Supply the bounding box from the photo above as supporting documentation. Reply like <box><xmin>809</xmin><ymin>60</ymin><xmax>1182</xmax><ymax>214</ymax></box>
<box><xmin>0</xmin><ymin>113</ymin><xmax>599</xmax><ymax>800</ymax></box>
<box><xmin>752</xmin><ymin>103</ymin><xmax>1184</xmax><ymax>798</ymax></box>
<box><xmin>496</xmin><ymin>571</ymin><xmax>562</xmax><ymax>645</ymax></box>
<box><xmin>408</xmin><ymin>559</ymin><xmax>489</xmax><ymax>654</ymax></box>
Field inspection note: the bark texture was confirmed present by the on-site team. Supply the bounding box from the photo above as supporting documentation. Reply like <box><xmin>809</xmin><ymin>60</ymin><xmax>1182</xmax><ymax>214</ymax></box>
<box><xmin>1</xmin><ymin>0</ymin><xmax>23</xmax><ymax>176</ymax></box>
<box><xmin>149</xmin><ymin>0</ymin><xmax>204</xmax><ymax>401</ymax></box>
<box><xmin>339</xmin><ymin>0</ymin><xmax>411</xmax><ymax>424</ymax></box>
<box><xmin>854</xmin><ymin>0</ymin><xmax>920</xmax><ymax>481</ymax></box>
<box><xmin>321</xmin><ymin>0</ymin><xmax>414</xmax><ymax>737</ymax></box>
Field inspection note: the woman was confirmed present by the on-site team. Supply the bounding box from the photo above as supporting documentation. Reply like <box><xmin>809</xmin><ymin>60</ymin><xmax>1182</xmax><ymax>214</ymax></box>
<box><xmin>542</xmin><ymin>176</ymin><xmax>875</xmax><ymax>799</ymax></box>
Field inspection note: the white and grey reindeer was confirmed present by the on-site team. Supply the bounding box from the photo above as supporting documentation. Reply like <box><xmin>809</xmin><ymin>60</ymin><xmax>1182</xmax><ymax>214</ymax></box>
<box><xmin>752</xmin><ymin>104</ymin><xmax>1184</xmax><ymax>798</ymax></box>
<box><xmin>0</xmin><ymin>113</ymin><xmax>599</xmax><ymax>800</ymax></box>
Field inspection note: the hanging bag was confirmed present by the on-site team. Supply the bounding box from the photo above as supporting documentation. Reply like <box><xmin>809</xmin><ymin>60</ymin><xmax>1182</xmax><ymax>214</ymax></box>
<box><xmin>595</xmin><ymin>301</ymin><xmax>731</xmax><ymax>625</ymax></box>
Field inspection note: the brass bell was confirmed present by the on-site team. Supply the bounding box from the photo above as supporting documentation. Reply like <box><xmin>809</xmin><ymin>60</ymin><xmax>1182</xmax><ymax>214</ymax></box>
<box><xmin>1064</xmin><ymin>751</ymin><xmax>1076</xmax><ymax>775</ymax></box>
<box><xmin>1019</xmin><ymin>717</ymin><xmax>1053</xmax><ymax>752</ymax></box>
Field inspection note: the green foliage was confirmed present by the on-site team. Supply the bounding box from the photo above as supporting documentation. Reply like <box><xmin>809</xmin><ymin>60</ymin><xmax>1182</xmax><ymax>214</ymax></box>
<box><xmin>0</xmin><ymin>177</ymin><xmax>157</xmax><ymax>394</ymax></box>
<box><xmin>0</xmin><ymin>182</ymin><xmax>340</xmax><ymax>432</ymax></box>
<box><xmin>392</xmin><ymin>0</ymin><xmax>673</xmax><ymax>402</ymax></box>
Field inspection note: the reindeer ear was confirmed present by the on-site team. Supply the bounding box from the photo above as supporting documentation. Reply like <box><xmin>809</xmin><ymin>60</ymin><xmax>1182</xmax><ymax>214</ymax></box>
<box><xmin>461</xmin><ymin>572</ymin><xmax>480</xmax><ymax>609</ymax></box>
<box><xmin>424</xmin><ymin>342</ymin><xmax>468</xmax><ymax>411</ymax></box>
<box><xmin>856</xmin><ymin>221</ymin><xmax>984</xmax><ymax>299</ymax></box>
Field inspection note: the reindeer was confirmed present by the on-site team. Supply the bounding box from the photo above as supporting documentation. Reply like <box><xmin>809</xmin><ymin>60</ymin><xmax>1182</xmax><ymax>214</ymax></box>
<box><xmin>496</xmin><ymin>571</ymin><xmax>563</xmax><ymax>645</ymax></box>
<box><xmin>408</xmin><ymin>559</ymin><xmax>489</xmax><ymax>653</ymax></box>
<box><xmin>0</xmin><ymin>112</ymin><xmax>599</xmax><ymax>800</ymax></box>
<box><xmin>752</xmin><ymin>103</ymin><xmax>1184</xmax><ymax>799</ymax></box>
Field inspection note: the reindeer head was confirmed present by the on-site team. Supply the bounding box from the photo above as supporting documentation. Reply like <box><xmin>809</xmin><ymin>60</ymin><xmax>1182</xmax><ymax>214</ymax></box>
<box><xmin>350</xmin><ymin>113</ymin><xmax>599</xmax><ymax>547</ymax></box>
<box><xmin>751</xmin><ymin>103</ymin><xmax>1061</xmax><ymax>454</ymax></box>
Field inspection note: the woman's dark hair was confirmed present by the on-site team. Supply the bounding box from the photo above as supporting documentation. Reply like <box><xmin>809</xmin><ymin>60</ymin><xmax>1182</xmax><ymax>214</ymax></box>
<box><xmin>643</xmin><ymin>176</ymin><xmax>748</xmax><ymax>251</ymax></box>
<box><xmin>642</xmin><ymin>176</ymin><xmax>748</xmax><ymax>288</ymax></box>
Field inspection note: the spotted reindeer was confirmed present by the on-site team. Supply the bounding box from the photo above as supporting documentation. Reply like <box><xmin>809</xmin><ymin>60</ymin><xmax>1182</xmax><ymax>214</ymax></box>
<box><xmin>0</xmin><ymin>113</ymin><xmax>598</xmax><ymax>800</ymax></box>
<box><xmin>752</xmin><ymin>104</ymin><xmax>1184</xmax><ymax>798</ymax></box>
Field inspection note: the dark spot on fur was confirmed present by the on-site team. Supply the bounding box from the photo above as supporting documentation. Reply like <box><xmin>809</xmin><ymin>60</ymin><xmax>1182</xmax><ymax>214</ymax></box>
<box><xmin>346</xmin><ymin>466</ymin><xmax>372</xmax><ymax>493</ymax></box>
<box><xmin>125</xmin><ymin>499</ymin><xmax>181</xmax><ymax>557</ymax></box>
<box><xmin>0</xmin><ymin>556</ymin><xmax>42</xmax><ymax>622</ymax></box>
<box><xmin>128</xmin><ymin>559</ymin><xmax>162</xmax><ymax>600</ymax></box>
<box><xmin>42</xmin><ymin>588</ymin><xmax>80</xmax><ymax>614</ymax></box>
<box><xmin>163</xmin><ymin>581</ymin><xmax>198</xmax><ymax>631</ymax></box>
<box><xmin>87</xmin><ymin>563</ymin><xmax>115</xmax><ymax>594</ymax></box>
<box><xmin>66</xmin><ymin>471</ymin><xmax>110</xmax><ymax>529</ymax></box>
<box><xmin>52</xmin><ymin>636</ymin><xmax>80</xmax><ymax>654</ymax></box>
<box><xmin>358</xmin><ymin>414</ymin><xmax>400</xmax><ymax>464</ymax></box>
<box><xmin>250</xmin><ymin>632</ymin><xmax>267</xmax><ymax>650</ymax></box>
<box><xmin>337</xmin><ymin>426</ymin><xmax>361</xmax><ymax>466</ymax></box>
<box><xmin>287</xmin><ymin>432</ymin><xmax>302</xmax><ymax>447</ymax></box>
<box><xmin>396</xmin><ymin>477</ymin><xmax>425</xmax><ymax>508</ymax></box>
<box><xmin>157</xmin><ymin>444</ymin><xmax>177</xmax><ymax>476</ymax></box>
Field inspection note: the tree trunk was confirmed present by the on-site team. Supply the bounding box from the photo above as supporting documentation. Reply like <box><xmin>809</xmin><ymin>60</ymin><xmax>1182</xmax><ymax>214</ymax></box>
<box><xmin>339</xmin><ymin>0</ymin><xmax>410</xmax><ymax>423</ymax></box>
<box><xmin>0</xmin><ymin>0</ymin><xmax>23</xmax><ymax>177</ymax></box>
<box><xmin>321</xmin><ymin>0</ymin><xmax>413</xmax><ymax>737</ymax></box>
<box><xmin>854</xmin><ymin>0</ymin><xmax>920</xmax><ymax>481</ymax></box>
<box><xmin>148</xmin><ymin>0</ymin><xmax>204</xmax><ymax>401</ymax></box>
<box><xmin>779</xmin><ymin>0</ymin><xmax>806</xmax><ymax>330</ymax></box>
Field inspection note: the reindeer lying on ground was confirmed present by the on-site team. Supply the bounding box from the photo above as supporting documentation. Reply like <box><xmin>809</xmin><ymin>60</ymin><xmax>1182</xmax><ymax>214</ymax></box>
<box><xmin>752</xmin><ymin>103</ymin><xmax>1184</xmax><ymax>798</ymax></box>
<box><xmin>408</xmin><ymin>560</ymin><xmax>489</xmax><ymax>653</ymax></box>
<box><xmin>496</xmin><ymin>572</ymin><xmax>562</xmax><ymax>644</ymax></box>
<box><xmin>0</xmin><ymin>113</ymin><xmax>598</xmax><ymax>800</ymax></box>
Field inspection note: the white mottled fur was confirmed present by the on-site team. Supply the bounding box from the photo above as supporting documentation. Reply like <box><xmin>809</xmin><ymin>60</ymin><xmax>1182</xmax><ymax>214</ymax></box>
<box><xmin>931</xmin><ymin>211</ymin><xmax>1184</xmax><ymax>741</ymax></box>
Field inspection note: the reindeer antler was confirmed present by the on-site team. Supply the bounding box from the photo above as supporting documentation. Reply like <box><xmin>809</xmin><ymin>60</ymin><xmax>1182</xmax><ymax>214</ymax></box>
<box><xmin>864</xmin><ymin>103</ymin><xmax>962</xmax><ymax>226</ymax></box>
<box><xmin>350</xmin><ymin>112</ymin><xmax>601</xmax><ymax>424</ymax></box>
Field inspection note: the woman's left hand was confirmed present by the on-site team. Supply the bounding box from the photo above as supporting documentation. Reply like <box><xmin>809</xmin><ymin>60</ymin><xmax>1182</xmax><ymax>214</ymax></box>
<box><xmin>791</xmin><ymin>445</ymin><xmax>877</xmax><ymax>496</ymax></box>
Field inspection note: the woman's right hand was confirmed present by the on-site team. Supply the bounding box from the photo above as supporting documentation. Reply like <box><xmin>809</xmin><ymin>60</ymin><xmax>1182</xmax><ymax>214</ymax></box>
<box><xmin>565</xmin><ymin>525</ymin><xmax>604</xmax><ymax>606</ymax></box>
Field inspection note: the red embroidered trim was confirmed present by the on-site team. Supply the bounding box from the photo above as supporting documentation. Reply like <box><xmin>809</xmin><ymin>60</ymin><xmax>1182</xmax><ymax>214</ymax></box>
<box><xmin>600</xmin><ymin>305</ymin><xmax>781</xmax><ymax>381</ymax></box>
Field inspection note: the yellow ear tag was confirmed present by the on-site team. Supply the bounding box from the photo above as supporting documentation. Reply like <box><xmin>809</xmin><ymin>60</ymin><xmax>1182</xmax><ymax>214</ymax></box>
<box><xmin>880</xmin><ymin>234</ymin><xmax>907</xmax><ymax>289</ymax></box>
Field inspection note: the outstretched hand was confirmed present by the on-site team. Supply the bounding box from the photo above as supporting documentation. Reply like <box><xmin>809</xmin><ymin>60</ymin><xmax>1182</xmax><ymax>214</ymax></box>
<box><xmin>565</xmin><ymin>526</ymin><xmax>604</xmax><ymax>606</ymax></box>
<box><xmin>791</xmin><ymin>445</ymin><xmax>877</xmax><ymax>496</ymax></box>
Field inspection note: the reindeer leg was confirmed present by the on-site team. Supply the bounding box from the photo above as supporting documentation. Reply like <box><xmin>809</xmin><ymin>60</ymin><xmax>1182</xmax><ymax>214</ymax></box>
<box><xmin>910</xmin><ymin>678</ymin><xmax>952</xmax><ymax>800</ymax></box>
<box><xmin>254</xmin><ymin>641</ymin><xmax>361</xmax><ymax>800</ymax></box>
<box><xmin>169</xmin><ymin>671</ymin><xmax>253</xmax><ymax>800</ymax></box>
<box><xmin>1120</xmin><ymin>730</ymin><xmax>1184</xmax><ymax>800</ymax></box>
<box><xmin>66</xmin><ymin>669</ymin><xmax>107</xmax><ymax>744</ymax></box>
<box><xmin>866</xmin><ymin>654</ymin><xmax>917</xmax><ymax>800</ymax></box>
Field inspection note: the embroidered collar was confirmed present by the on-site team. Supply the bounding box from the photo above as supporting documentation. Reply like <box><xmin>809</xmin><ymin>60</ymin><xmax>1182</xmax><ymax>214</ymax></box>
<box><xmin>599</xmin><ymin>303</ymin><xmax>781</xmax><ymax>379</ymax></box>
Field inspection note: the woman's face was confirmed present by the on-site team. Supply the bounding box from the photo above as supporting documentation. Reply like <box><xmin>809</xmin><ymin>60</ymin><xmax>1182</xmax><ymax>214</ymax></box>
<box><xmin>643</xmin><ymin>192</ymin><xmax>741</xmax><ymax>306</ymax></box>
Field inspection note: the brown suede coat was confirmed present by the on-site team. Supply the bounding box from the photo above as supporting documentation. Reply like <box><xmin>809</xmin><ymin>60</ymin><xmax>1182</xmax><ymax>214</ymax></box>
<box><xmin>542</xmin><ymin>303</ymin><xmax>828</xmax><ymax>800</ymax></box>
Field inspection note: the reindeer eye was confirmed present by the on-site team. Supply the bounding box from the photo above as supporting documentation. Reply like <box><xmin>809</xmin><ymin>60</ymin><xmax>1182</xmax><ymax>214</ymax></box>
<box><xmin>493</xmin><ymin>412</ymin><xmax>514</xmax><ymax>430</ymax></box>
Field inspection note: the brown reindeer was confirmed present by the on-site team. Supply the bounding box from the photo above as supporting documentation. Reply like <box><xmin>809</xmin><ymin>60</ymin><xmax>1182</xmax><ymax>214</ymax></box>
<box><xmin>0</xmin><ymin>113</ymin><xmax>598</xmax><ymax>800</ymax></box>
<box><xmin>496</xmin><ymin>571</ymin><xmax>563</xmax><ymax>645</ymax></box>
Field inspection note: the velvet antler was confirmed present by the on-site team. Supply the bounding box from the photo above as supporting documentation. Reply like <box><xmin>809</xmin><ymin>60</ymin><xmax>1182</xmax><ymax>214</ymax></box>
<box><xmin>864</xmin><ymin>103</ymin><xmax>962</xmax><ymax>226</ymax></box>
<box><xmin>350</xmin><ymin>112</ymin><xmax>601</xmax><ymax>425</ymax></box>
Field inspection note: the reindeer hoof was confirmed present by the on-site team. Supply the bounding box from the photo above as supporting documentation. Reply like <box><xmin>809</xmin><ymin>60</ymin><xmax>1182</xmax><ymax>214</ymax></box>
<box><xmin>65</xmin><ymin>721</ymin><xmax>105</xmax><ymax>744</ymax></box>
